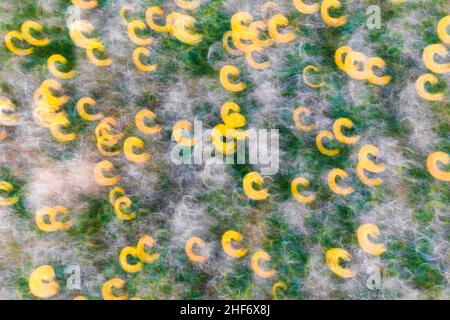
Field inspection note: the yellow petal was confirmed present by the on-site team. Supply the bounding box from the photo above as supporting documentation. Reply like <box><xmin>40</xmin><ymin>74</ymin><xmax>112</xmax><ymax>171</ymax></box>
<box><xmin>38</xmin><ymin>79</ymin><xmax>68</xmax><ymax>108</ymax></box>
<box><xmin>5</xmin><ymin>31</ymin><xmax>33</xmax><ymax>56</ymax></box>
<box><xmin>35</xmin><ymin>206</ymin><xmax>73</xmax><ymax>232</ymax></box>
<box><xmin>72</xmin><ymin>0</ymin><xmax>98</xmax><ymax>9</ymax></box>
<box><xmin>175</xmin><ymin>0</ymin><xmax>201</xmax><ymax>11</ymax></box>
<box><xmin>223</xmin><ymin>30</ymin><xmax>243</xmax><ymax>56</ymax></box>
<box><xmin>325</xmin><ymin>248</ymin><xmax>357</xmax><ymax>278</ymax></box>
<box><xmin>267</xmin><ymin>14</ymin><xmax>296</xmax><ymax>43</ymax></box>
<box><xmin>366</xmin><ymin>57</ymin><xmax>391</xmax><ymax>85</ymax></box>
<box><xmin>0</xmin><ymin>181</ymin><xmax>19</xmax><ymax>206</ymax></box>
<box><xmin>357</xmin><ymin>223</ymin><xmax>386</xmax><ymax>256</ymax></box>
<box><xmin>292</xmin><ymin>106</ymin><xmax>317</xmax><ymax>132</ymax></box>
<box><xmin>102</xmin><ymin>278</ymin><xmax>127</xmax><ymax>300</ymax></box>
<box><xmin>114</xmin><ymin>196</ymin><xmax>137</xmax><ymax>221</ymax></box>
<box><xmin>303</xmin><ymin>65</ymin><xmax>324</xmax><ymax>88</ymax></box>
<box><xmin>69</xmin><ymin>20</ymin><xmax>100</xmax><ymax>48</ymax></box>
<box><xmin>119</xmin><ymin>4</ymin><xmax>134</xmax><ymax>26</ymax></box>
<box><xmin>211</xmin><ymin>124</ymin><xmax>236</xmax><ymax>155</ymax></box>
<box><xmin>321</xmin><ymin>0</ymin><xmax>347</xmax><ymax>27</ymax></box>
<box><xmin>119</xmin><ymin>246</ymin><xmax>144</xmax><ymax>273</ymax></box>
<box><xmin>415</xmin><ymin>73</ymin><xmax>444</xmax><ymax>101</ymax></box>
<box><xmin>358</xmin><ymin>144</ymin><xmax>385</xmax><ymax>173</ymax></box>
<box><xmin>220</xmin><ymin>65</ymin><xmax>246</xmax><ymax>92</ymax></box>
<box><xmin>185</xmin><ymin>236</ymin><xmax>208</xmax><ymax>263</ymax></box>
<box><xmin>251</xmin><ymin>250</ymin><xmax>276</xmax><ymax>278</ymax></box>
<box><xmin>97</xmin><ymin>141</ymin><xmax>121</xmax><ymax>157</ymax></box>
<box><xmin>245</xmin><ymin>44</ymin><xmax>270</xmax><ymax>70</ymax></box>
<box><xmin>334</xmin><ymin>45</ymin><xmax>352</xmax><ymax>71</ymax></box>
<box><xmin>272</xmin><ymin>281</ymin><xmax>287</xmax><ymax>299</ymax></box>
<box><xmin>109</xmin><ymin>186</ymin><xmax>126</xmax><ymax>205</ymax></box>
<box><xmin>426</xmin><ymin>151</ymin><xmax>450</xmax><ymax>182</ymax></box>
<box><xmin>172</xmin><ymin>119</ymin><xmax>195</xmax><ymax>147</ymax></box>
<box><xmin>132</xmin><ymin>47</ymin><xmax>158</xmax><ymax>72</ymax></box>
<box><xmin>423</xmin><ymin>43</ymin><xmax>450</xmax><ymax>74</ymax></box>
<box><xmin>316</xmin><ymin>130</ymin><xmax>340</xmax><ymax>156</ymax></box>
<box><xmin>29</xmin><ymin>265</ymin><xmax>59</xmax><ymax>298</ymax></box>
<box><xmin>0</xmin><ymin>128</ymin><xmax>7</xmax><ymax>141</ymax></box>
<box><xmin>94</xmin><ymin>160</ymin><xmax>120</xmax><ymax>186</ymax></box>
<box><xmin>220</xmin><ymin>102</ymin><xmax>246</xmax><ymax>128</ymax></box>
<box><xmin>248</xmin><ymin>21</ymin><xmax>274</xmax><ymax>48</ymax></box>
<box><xmin>293</xmin><ymin>0</ymin><xmax>320</xmax><ymax>14</ymax></box>
<box><xmin>50</xmin><ymin>118</ymin><xmax>77</xmax><ymax>142</ymax></box>
<box><xmin>167</xmin><ymin>12</ymin><xmax>203</xmax><ymax>45</ymax></box>
<box><xmin>332</xmin><ymin>117</ymin><xmax>359</xmax><ymax>145</ymax></box>
<box><xmin>86</xmin><ymin>42</ymin><xmax>112</xmax><ymax>67</ymax></box>
<box><xmin>123</xmin><ymin>136</ymin><xmax>150</xmax><ymax>163</ymax></box>
<box><xmin>145</xmin><ymin>7</ymin><xmax>168</xmax><ymax>33</ymax></box>
<box><xmin>344</xmin><ymin>51</ymin><xmax>368</xmax><ymax>80</ymax></box>
<box><xmin>48</xmin><ymin>54</ymin><xmax>75</xmax><ymax>80</ymax></box>
<box><xmin>327</xmin><ymin>168</ymin><xmax>354</xmax><ymax>195</ymax></box>
<box><xmin>230</xmin><ymin>12</ymin><xmax>254</xmax><ymax>40</ymax></box>
<box><xmin>95</xmin><ymin>117</ymin><xmax>123</xmax><ymax>146</ymax></box>
<box><xmin>127</xmin><ymin>20</ymin><xmax>154</xmax><ymax>46</ymax></box>
<box><xmin>291</xmin><ymin>176</ymin><xmax>315</xmax><ymax>203</ymax></box>
<box><xmin>437</xmin><ymin>15</ymin><xmax>450</xmax><ymax>44</ymax></box>
<box><xmin>136</xmin><ymin>235</ymin><xmax>160</xmax><ymax>263</ymax></box>
<box><xmin>243</xmin><ymin>171</ymin><xmax>269</xmax><ymax>201</ymax></box>
<box><xmin>0</xmin><ymin>98</ymin><xmax>20</xmax><ymax>126</ymax></box>
<box><xmin>21</xmin><ymin>20</ymin><xmax>50</xmax><ymax>47</ymax></box>
<box><xmin>135</xmin><ymin>108</ymin><xmax>161</xmax><ymax>134</ymax></box>
<box><xmin>356</xmin><ymin>164</ymin><xmax>384</xmax><ymax>186</ymax></box>
<box><xmin>77</xmin><ymin>97</ymin><xmax>103</xmax><ymax>121</ymax></box>
<box><xmin>221</xmin><ymin>230</ymin><xmax>248</xmax><ymax>258</ymax></box>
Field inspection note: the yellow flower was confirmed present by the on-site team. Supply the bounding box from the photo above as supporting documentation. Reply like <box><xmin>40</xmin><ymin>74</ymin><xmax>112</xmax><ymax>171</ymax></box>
<box><xmin>325</xmin><ymin>248</ymin><xmax>357</xmax><ymax>278</ymax></box>
<box><xmin>221</xmin><ymin>230</ymin><xmax>248</xmax><ymax>258</ymax></box>
<box><xmin>243</xmin><ymin>171</ymin><xmax>270</xmax><ymax>201</ymax></box>
<box><xmin>185</xmin><ymin>236</ymin><xmax>208</xmax><ymax>263</ymax></box>
<box><xmin>29</xmin><ymin>265</ymin><xmax>59</xmax><ymax>298</ymax></box>
<box><xmin>251</xmin><ymin>251</ymin><xmax>276</xmax><ymax>278</ymax></box>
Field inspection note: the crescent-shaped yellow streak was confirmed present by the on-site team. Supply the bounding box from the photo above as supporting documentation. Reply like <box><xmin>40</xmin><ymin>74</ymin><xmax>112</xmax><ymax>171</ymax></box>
<box><xmin>357</xmin><ymin>223</ymin><xmax>386</xmax><ymax>256</ymax></box>
<box><xmin>243</xmin><ymin>171</ymin><xmax>269</xmax><ymax>201</ymax></box>
<box><xmin>251</xmin><ymin>250</ymin><xmax>276</xmax><ymax>278</ymax></box>
<box><xmin>325</xmin><ymin>248</ymin><xmax>357</xmax><ymax>278</ymax></box>
<box><xmin>426</xmin><ymin>151</ymin><xmax>450</xmax><ymax>182</ymax></box>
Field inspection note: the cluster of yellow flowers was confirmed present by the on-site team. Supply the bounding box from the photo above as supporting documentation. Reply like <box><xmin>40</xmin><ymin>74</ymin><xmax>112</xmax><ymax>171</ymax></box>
<box><xmin>417</xmin><ymin>16</ymin><xmax>449</xmax><ymax>184</ymax></box>
<box><xmin>5</xmin><ymin>20</ymin><xmax>50</xmax><ymax>56</ymax></box>
<box><xmin>325</xmin><ymin>223</ymin><xmax>386</xmax><ymax>278</ymax></box>
<box><xmin>120</xmin><ymin>6</ymin><xmax>158</xmax><ymax>73</ymax></box>
<box><xmin>69</xmin><ymin>19</ymin><xmax>112</xmax><ymax>67</ymax></box>
<box><xmin>223</xmin><ymin>5</ymin><xmax>296</xmax><ymax>70</ymax></box>
<box><xmin>35</xmin><ymin>206</ymin><xmax>73</xmax><ymax>232</ymax></box>
<box><xmin>33</xmin><ymin>79</ymin><xmax>77</xmax><ymax>142</ymax></box>
<box><xmin>144</xmin><ymin>5</ymin><xmax>203</xmax><ymax>45</ymax></box>
<box><xmin>212</xmin><ymin>102</ymin><xmax>248</xmax><ymax>154</ymax></box>
<box><xmin>92</xmin><ymin>110</ymin><xmax>161</xmax><ymax>221</ymax></box>
<box><xmin>27</xmin><ymin>229</ymin><xmax>278</xmax><ymax>299</ymax></box>
<box><xmin>293</xmin><ymin>0</ymin><xmax>347</xmax><ymax>27</ymax></box>
<box><xmin>28</xmin><ymin>221</ymin><xmax>387</xmax><ymax>299</ymax></box>
<box><xmin>415</xmin><ymin>15</ymin><xmax>449</xmax><ymax>101</ymax></box>
<box><xmin>335</xmin><ymin>46</ymin><xmax>391</xmax><ymax>85</ymax></box>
